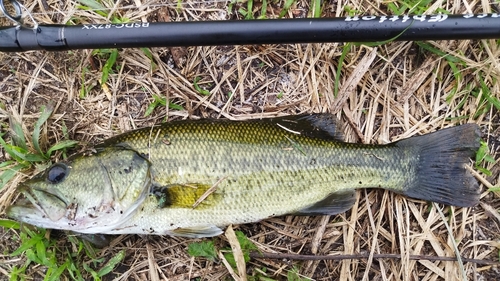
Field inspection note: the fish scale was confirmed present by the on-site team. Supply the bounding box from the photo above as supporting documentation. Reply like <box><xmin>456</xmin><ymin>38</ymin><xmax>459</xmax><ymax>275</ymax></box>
<box><xmin>99</xmin><ymin>118</ymin><xmax>416</xmax><ymax>235</ymax></box>
<box><xmin>7</xmin><ymin>114</ymin><xmax>481</xmax><ymax>237</ymax></box>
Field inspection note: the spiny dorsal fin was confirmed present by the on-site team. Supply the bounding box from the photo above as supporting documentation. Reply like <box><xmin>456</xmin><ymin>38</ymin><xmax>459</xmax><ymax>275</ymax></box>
<box><xmin>271</xmin><ymin>114</ymin><xmax>344</xmax><ymax>141</ymax></box>
<box><xmin>294</xmin><ymin>190</ymin><xmax>357</xmax><ymax>216</ymax></box>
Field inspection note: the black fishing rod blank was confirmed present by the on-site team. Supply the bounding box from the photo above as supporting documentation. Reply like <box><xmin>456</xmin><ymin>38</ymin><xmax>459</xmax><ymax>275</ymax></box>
<box><xmin>1</xmin><ymin>0</ymin><xmax>499</xmax><ymax>52</ymax></box>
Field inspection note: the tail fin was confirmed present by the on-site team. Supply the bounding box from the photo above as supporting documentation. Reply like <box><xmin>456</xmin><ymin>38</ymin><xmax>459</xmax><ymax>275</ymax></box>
<box><xmin>396</xmin><ymin>124</ymin><xmax>481</xmax><ymax>207</ymax></box>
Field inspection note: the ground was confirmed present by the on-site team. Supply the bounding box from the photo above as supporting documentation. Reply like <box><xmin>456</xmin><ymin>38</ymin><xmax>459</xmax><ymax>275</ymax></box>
<box><xmin>0</xmin><ymin>0</ymin><xmax>499</xmax><ymax>280</ymax></box>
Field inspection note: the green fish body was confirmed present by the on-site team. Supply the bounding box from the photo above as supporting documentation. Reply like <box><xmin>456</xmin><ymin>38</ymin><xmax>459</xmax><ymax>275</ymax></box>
<box><xmin>7</xmin><ymin>114</ymin><xmax>481</xmax><ymax>237</ymax></box>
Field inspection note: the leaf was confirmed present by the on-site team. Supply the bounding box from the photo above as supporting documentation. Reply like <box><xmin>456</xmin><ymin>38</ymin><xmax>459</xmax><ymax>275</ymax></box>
<box><xmin>101</xmin><ymin>49</ymin><xmax>119</xmax><ymax>85</ymax></box>
<box><xmin>77</xmin><ymin>0</ymin><xmax>105</xmax><ymax>10</ymax></box>
<box><xmin>1</xmin><ymin>141</ymin><xmax>31</xmax><ymax>163</ymax></box>
<box><xmin>335</xmin><ymin>43</ymin><xmax>351</xmax><ymax>97</ymax></box>
<box><xmin>193</xmin><ymin>77</ymin><xmax>210</xmax><ymax>96</ymax></box>
<box><xmin>279</xmin><ymin>0</ymin><xmax>296</xmax><ymax>18</ymax></box>
<box><xmin>416</xmin><ymin>42</ymin><xmax>463</xmax><ymax>64</ymax></box>
<box><xmin>477</xmin><ymin>166</ymin><xmax>492</xmax><ymax>177</ymax></box>
<box><xmin>488</xmin><ymin>186</ymin><xmax>500</xmax><ymax>192</ymax></box>
<box><xmin>235</xmin><ymin>231</ymin><xmax>258</xmax><ymax>252</ymax></box>
<box><xmin>223</xmin><ymin>231</ymin><xmax>258</xmax><ymax>269</ymax></box>
<box><xmin>145</xmin><ymin>95</ymin><xmax>185</xmax><ymax>117</ymax></box>
<box><xmin>0</xmin><ymin>219</ymin><xmax>20</xmax><ymax>229</ymax></box>
<box><xmin>35</xmin><ymin>239</ymin><xmax>48</xmax><ymax>266</ymax></box>
<box><xmin>46</xmin><ymin>140</ymin><xmax>79</xmax><ymax>158</ymax></box>
<box><xmin>475</xmin><ymin>141</ymin><xmax>490</xmax><ymax>164</ymax></box>
<box><xmin>0</xmin><ymin>163</ymin><xmax>26</xmax><ymax>189</ymax></box>
<box><xmin>8</xmin><ymin>116</ymin><xmax>27</xmax><ymax>150</ymax></box>
<box><xmin>32</xmin><ymin>105</ymin><xmax>54</xmax><ymax>157</ymax></box>
<box><xmin>188</xmin><ymin>241</ymin><xmax>217</xmax><ymax>262</ymax></box>
<box><xmin>83</xmin><ymin>263</ymin><xmax>101</xmax><ymax>281</ymax></box>
<box><xmin>26</xmin><ymin>249</ymin><xmax>43</xmax><ymax>264</ymax></box>
<box><xmin>312</xmin><ymin>0</ymin><xmax>321</xmax><ymax>18</ymax></box>
<box><xmin>97</xmin><ymin>249</ymin><xmax>126</xmax><ymax>277</ymax></box>
<box><xmin>223</xmin><ymin>252</ymin><xmax>238</xmax><ymax>269</ymax></box>
<box><xmin>46</xmin><ymin>260</ymin><xmax>68</xmax><ymax>281</ymax></box>
<box><xmin>479</xmin><ymin>77</ymin><xmax>500</xmax><ymax>111</ymax></box>
<box><xmin>11</xmin><ymin>235</ymin><xmax>42</xmax><ymax>256</ymax></box>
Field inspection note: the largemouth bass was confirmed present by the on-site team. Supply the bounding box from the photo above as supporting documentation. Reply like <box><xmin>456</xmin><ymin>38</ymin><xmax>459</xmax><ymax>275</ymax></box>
<box><xmin>7</xmin><ymin>114</ymin><xmax>481</xmax><ymax>237</ymax></box>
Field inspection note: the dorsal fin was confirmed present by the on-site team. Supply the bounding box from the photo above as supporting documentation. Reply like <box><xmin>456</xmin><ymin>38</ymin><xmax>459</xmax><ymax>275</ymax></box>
<box><xmin>271</xmin><ymin>114</ymin><xmax>344</xmax><ymax>141</ymax></box>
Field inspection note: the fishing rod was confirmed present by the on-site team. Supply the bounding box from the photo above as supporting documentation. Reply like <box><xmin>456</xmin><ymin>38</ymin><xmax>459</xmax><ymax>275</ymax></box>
<box><xmin>0</xmin><ymin>0</ymin><xmax>499</xmax><ymax>52</ymax></box>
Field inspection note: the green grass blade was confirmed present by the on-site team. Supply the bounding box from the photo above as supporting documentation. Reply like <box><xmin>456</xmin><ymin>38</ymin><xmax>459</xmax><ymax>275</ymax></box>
<box><xmin>8</xmin><ymin>117</ymin><xmax>27</xmax><ymax>150</ymax></box>
<box><xmin>83</xmin><ymin>263</ymin><xmax>101</xmax><ymax>281</ymax></box>
<box><xmin>11</xmin><ymin>236</ymin><xmax>42</xmax><ymax>256</ymax></box>
<box><xmin>1</xmin><ymin>141</ymin><xmax>30</xmax><ymax>163</ymax></box>
<box><xmin>97</xmin><ymin>249</ymin><xmax>125</xmax><ymax>277</ymax></box>
<box><xmin>101</xmin><ymin>49</ymin><xmax>119</xmax><ymax>85</ymax></box>
<box><xmin>0</xmin><ymin>219</ymin><xmax>20</xmax><ymax>229</ymax></box>
<box><xmin>32</xmin><ymin>105</ymin><xmax>54</xmax><ymax>157</ymax></box>
<box><xmin>416</xmin><ymin>42</ymin><xmax>463</xmax><ymax>64</ymax></box>
<box><xmin>279</xmin><ymin>0</ymin><xmax>296</xmax><ymax>18</ymax></box>
<box><xmin>193</xmin><ymin>77</ymin><xmax>210</xmax><ymax>95</ymax></box>
<box><xmin>77</xmin><ymin>0</ymin><xmax>105</xmax><ymax>10</ymax></box>
<box><xmin>0</xmin><ymin>163</ymin><xmax>26</xmax><ymax>189</ymax></box>
<box><xmin>246</xmin><ymin>0</ymin><xmax>254</xmax><ymax>19</ymax></box>
<box><xmin>46</xmin><ymin>140</ymin><xmax>79</xmax><ymax>158</ymax></box>
<box><xmin>335</xmin><ymin>43</ymin><xmax>351</xmax><ymax>97</ymax></box>
<box><xmin>356</xmin><ymin>21</ymin><xmax>414</xmax><ymax>47</ymax></box>
<box><xmin>311</xmin><ymin>0</ymin><xmax>321</xmax><ymax>18</ymax></box>
<box><xmin>45</xmin><ymin>261</ymin><xmax>68</xmax><ymax>281</ymax></box>
<box><xmin>259</xmin><ymin>0</ymin><xmax>267</xmax><ymax>19</ymax></box>
<box><xmin>480</xmin><ymin>77</ymin><xmax>500</xmax><ymax>111</ymax></box>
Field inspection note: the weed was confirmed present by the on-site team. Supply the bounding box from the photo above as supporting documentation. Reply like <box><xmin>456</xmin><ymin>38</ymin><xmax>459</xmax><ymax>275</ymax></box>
<box><xmin>141</xmin><ymin>48</ymin><xmax>158</xmax><ymax>72</ymax></box>
<box><xmin>145</xmin><ymin>94</ymin><xmax>185</xmax><ymax>117</ymax></box>
<box><xmin>0</xmin><ymin>106</ymin><xmax>78</xmax><ymax>189</ymax></box>
<box><xmin>3</xmin><ymin>221</ymin><xmax>124</xmax><ymax>281</ymax></box>
<box><xmin>93</xmin><ymin>48</ymin><xmax>119</xmax><ymax>87</ymax></box>
<box><xmin>187</xmin><ymin>231</ymin><xmax>307</xmax><ymax>280</ymax></box>
<box><xmin>310</xmin><ymin>0</ymin><xmax>321</xmax><ymax>18</ymax></box>
<box><xmin>193</xmin><ymin>77</ymin><xmax>211</xmax><ymax>96</ymax></box>
<box><xmin>279</xmin><ymin>0</ymin><xmax>297</xmax><ymax>18</ymax></box>
<box><xmin>0</xmin><ymin>105</ymin><xmax>126</xmax><ymax>280</ymax></box>
<box><xmin>188</xmin><ymin>241</ymin><xmax>218</xmax><ymax>262</ymax></box>
<box><xmin>287</xmin><ymin>266</ymin><xmax>312</xmax><ymax>281</ymax></box>
<box><xmin>334</xmin><ymin>43</ymin><xmax>351</xmax><ymax>97</ymax></box>
<box><xmin>476</xmin><ymin>141</ymin><xmax>496</xmax><ymax>177</ymax></box>
<box><xmin>222</xmin><ymin>230</ymin><xmax>258</xmax><ymax>268</ymax></box>
<box><xmin>386</xmin><ymin>0</ymin><xmax>434</xmax><ymax>15</ymax></box>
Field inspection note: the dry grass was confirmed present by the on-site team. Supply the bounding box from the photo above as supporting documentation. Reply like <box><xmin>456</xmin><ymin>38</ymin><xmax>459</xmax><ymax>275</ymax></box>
<box><xmin>0</xmin><ymin>0</ymin><xmax>499</xmax><ymax>280</ymax></box>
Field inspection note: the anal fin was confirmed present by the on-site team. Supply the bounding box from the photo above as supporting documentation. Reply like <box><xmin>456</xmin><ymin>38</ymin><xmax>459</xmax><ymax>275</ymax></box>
<box><xmin>295</xmin><ymin>190</ymin><xmax>357</xmax><ymax>216</ymax></box>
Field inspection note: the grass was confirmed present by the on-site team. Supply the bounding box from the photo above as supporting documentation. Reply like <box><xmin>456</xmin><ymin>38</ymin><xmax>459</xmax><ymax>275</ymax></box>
<box><xmin>0</xmin><ymin>106</ymin><xmax>78</xmax><ymax>189</ymax></box>
<box><xmin>0</xmin><ymin>0</ymin><xmax>499</xmax><ymax>280</ymax></box>
<box><xmin>0</xmin><ymin>106</ymin><xmax>126</xmax><ymax>280</ymax></box>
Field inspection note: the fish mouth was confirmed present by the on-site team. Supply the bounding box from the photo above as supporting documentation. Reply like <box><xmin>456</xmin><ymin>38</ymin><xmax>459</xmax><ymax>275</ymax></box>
<box><xmin>7</xmin><ymin>184</ymin><xmax>68</xmax><ymax>223</ymax></box>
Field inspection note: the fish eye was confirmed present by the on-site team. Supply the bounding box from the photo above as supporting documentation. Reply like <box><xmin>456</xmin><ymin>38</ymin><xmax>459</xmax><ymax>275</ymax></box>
<box><xmin>47</xmin><ymin>163</ymin><xmax>69</xmax><ymax>184</ymax></box>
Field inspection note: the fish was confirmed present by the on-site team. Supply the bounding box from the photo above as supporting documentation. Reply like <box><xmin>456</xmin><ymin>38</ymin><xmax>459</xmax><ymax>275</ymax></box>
<box><xmin>7</xmin><ymin>114</ymin><xmax>481</xmax><ymax>238</ymax></box>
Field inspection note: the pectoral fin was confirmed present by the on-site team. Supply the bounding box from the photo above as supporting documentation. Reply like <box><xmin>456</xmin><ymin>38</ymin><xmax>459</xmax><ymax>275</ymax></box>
<box><xmin>151</xmin><ymin>183</ymin><xmax>220</xmax><ymax>209</ymax></box>
<box><xmin>168</xmin><ymin>225</ymin><xmax>223</xmax><ymax>238</ymax></box>
<box><xmin>295</xmin><ymin>190</ymin><xmax>357</xmax><ymax>216</ymax></box>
